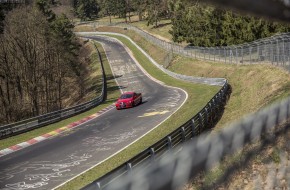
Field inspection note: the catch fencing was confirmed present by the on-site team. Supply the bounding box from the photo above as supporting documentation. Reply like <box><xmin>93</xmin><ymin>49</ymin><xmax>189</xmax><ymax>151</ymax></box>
<box><xmin>0</xmin><ymin>44</ymin><xmax>106</xmax><ymax>139</ymax></box>
<box><xmin>79</xmin><ymin>21</ymin><xmax>290</xmax><ymax>71</ymax></box>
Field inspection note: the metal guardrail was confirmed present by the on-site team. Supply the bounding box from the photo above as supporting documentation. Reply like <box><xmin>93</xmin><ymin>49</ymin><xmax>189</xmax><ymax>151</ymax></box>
<box><xmin>79</xmin><ymin>21</ymin><xmax>290</xmax><ymax>72</ymax></box>
<box><xmin>82</xmin><ymin>80</ymin><xmax>230</xmax><ymax>190</ymax></box>
<box><xmin>0</xmin><ymin>44</ymin><xmax>106</xmax><ymax>139</ymax></box>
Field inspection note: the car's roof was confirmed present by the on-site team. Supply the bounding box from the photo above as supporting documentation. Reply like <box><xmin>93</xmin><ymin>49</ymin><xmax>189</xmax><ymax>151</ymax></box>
<box><xmin>122</xmin><ymin>91</ymin><xmax>135</xmax><ymax>95</ymax></box>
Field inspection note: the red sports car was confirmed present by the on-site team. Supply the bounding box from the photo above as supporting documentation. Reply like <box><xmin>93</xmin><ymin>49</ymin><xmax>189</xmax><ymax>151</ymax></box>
<box><xmin>115</xmin><ymin>92</ymin><xmax>142</xmax><ymax>110</ymax></box>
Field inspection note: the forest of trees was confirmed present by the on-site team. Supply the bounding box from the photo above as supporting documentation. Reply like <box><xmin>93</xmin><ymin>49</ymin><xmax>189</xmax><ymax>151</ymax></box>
<box><xmin>169</xmin><ymin>1</ymin><xmax>290</xmax><ymax>46</ymax></box>
<box><xmin>1</xmin><ymin>0</ymin><xmax>290</xmax><ymax>125</ymax></box>
<box><xmin>0</xmin><ymin>1</ymin><xmax>85</xmax><ymax>125</ymax></box>
<box><xmin>73</xmin><ymin>0</ymin><xmax>290</xmax><ymax>46</ymax></box>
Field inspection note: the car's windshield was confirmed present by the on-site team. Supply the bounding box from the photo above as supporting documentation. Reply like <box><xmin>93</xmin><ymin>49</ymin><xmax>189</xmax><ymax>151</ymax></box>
<box><xmin>120</xmin><ymin>94</ymin><xmax>133</xmax><ymax>99</ymax></box>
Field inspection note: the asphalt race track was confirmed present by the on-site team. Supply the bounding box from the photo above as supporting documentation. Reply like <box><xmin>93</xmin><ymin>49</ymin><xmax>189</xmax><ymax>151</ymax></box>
<box><xmin>0</xmin><ymin>36</ymin><xmax>187</xmax><ymax>190</ymax></box>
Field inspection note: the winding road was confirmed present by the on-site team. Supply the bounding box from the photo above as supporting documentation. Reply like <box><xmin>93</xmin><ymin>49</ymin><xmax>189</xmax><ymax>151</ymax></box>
<box><xmin>0</xmin><ymin>36</ymin><xmax>187</xmax><ymax>189</ymax></box>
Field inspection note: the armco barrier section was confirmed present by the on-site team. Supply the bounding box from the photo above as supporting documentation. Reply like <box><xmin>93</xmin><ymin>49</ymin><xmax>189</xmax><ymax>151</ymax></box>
<box><xmin>82</xmin><ymin>81</ymin><xmax>229</xmax><ymax>190</ymax></box>
<box><xmin>0</xmin><ymin>44</ymin><xmax>106</xmax><ymax>139</ymax></box>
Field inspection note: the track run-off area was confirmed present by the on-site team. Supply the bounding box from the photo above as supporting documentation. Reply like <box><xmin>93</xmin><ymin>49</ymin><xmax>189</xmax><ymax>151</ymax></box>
<box><xmin>0</xmin><ymin>35</ymin><xmax>187</xmax><ymax>189</ymax></box>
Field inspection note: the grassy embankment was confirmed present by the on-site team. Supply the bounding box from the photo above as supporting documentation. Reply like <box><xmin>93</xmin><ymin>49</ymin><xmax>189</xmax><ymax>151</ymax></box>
<box><xmin>75</xmin><ymin>20</ymin><xmax>290</xmax><ymax>189</ymax></box>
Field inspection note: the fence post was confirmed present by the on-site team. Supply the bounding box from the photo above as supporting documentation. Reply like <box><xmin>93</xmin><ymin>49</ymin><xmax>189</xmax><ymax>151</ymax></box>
<box><xmin>224</xmin><ymin>47</ymin><xmax>226</xmax><ymax>64</ymax></box>
<box><xmin>191</xmin><ymin>119</ymin><xmax>196</xmax><ymax>138</ymax></box>
<box><xmin>198</xmin><ymin>113</ymin><xmax>203</xmax><ymax>133</ymax></box>
<box><xmin>208</xmin><ymin>103</ymin><xmax>213</xmax><ymax>127</ymax></box>
<box><xmin>236</xmin><ymin>47</ymin><xmax>238</xmax><ymax>64</ymax></box>
<box><xmin>150</xmin><ymin>148</ymin><xmax>155</xmax><ymax>162</ymax></box>
<box><xmin>211</xmin><ymin>99</ymin><xmax>216</xmax><ymax>115</ymax></box>
<box><xmin>181</xmin><ymin>127</ymin><xmax>186</xmax><ymax>141</ymax></box>
<box><xmin>208</xmin><ymin>48</ymin><xmax>210</xmax><ymax>60</ymax></box>
<box><xmin>126</xmin><ymin>162</ymin><xmax>132</xmax><ymax>174</ymax></box>
<box><xmin>204</xmin><ymin>108</ymin><xmax>208</xmax><ymax>127</ymax></box>
<box><xmin>95</xmin><ymin>182</ymin><xmax>101</xmax><ymax>190</ymax></box>
<box><xmin>277</xmin><ymin>39</ymin><xmax>279</xmax><ymax>65</ymax></box>
<box><xmin>242</xmin><ymin>46</ymin><xmax>244</xmax><ymax>64</ymax></box>
<box><xmin>283</xmin><ymin>39</ymin><xmax>285</xmax><ymax>66</ymax></box>
<box><xmin>167</xmin><ymin>136</ymin><xmax>172</xmax><ymax>150</ymax></box>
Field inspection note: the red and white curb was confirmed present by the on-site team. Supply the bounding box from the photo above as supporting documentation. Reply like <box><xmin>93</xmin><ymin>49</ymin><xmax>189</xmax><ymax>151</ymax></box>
<box><xmin>0</xmin><ymin>104</ymin><xmax>115</xmax><ymax>158</ymax></box>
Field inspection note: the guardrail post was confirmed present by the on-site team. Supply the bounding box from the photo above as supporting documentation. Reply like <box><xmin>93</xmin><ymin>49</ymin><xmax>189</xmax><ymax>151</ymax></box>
<box><xmin>167</xmin><ymin>136</ymin><xmax>172</xmax><ymax>150</ymax></box>
<box><xmin>198</xmin><ymin>113</ymin><xmax>203</xmax><ymax>134</ymax></box>
<box><xmin>126</xmin><ymin>162</ymin><xmax>132</xmax><ymax>174</ymax></box>
<box><xmin>181</xmin><ymin>127</ymin><xmax>186</xmax><ymax>142</ymax></box>
<box><xmin>150</xmin><ymin>148</ymin><xmax>155</xmax><ymax>162</ymax></box>
<box><xmin>216</xmin><ymin>92</ymin><xmax>221</xmax><ymax>108</ymax></box>
<box><xmin>208</xmin><ymin>103</ymin><xmax>213</xmax><ymax>127</ymax></box>
<box><xmin>211</xmin><ymin>99</ymin><xmax>216</xmax><ymax>115</ymax></box>
<box><xmin>95</xmin><ymin>182</ymin><xmax>101</xmax><ymax>190</ymax></box>
<box><xmin>204</xmin><ymin>108</ymin><xmax>208</xmax><ymax>127</ymax></box>
<box><xmin>191</xmin><ymin>119</ymin><xmax>196</xmax><ymax>137</ymax></box>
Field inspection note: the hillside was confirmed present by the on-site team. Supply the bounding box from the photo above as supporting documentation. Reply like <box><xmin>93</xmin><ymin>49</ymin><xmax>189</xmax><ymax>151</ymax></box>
<box><xmin>75</xmin><ymin>21</ymin><xmax>290</xmax><ymax>189</ymax></box>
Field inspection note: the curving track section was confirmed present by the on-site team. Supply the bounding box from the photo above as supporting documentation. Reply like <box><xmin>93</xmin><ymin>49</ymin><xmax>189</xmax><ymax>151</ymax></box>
<box><xmin>0</xmin><ymin>36</ymin><xmax>187</xmax><ymax>190</ymax></box>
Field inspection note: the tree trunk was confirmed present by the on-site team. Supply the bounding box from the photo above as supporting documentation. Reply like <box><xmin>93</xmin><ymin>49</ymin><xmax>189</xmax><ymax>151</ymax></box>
<box><xmin>0</xmin><ymin>81</ymin><xmax>10</xmax><ymax>123</ymax></box>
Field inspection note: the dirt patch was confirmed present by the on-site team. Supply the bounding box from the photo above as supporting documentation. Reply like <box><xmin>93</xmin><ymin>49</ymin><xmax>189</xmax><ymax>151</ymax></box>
<box><xmin>74</xmin><ymin>25</ymin><xmax>95</xmax><ymax>32</ymax></box>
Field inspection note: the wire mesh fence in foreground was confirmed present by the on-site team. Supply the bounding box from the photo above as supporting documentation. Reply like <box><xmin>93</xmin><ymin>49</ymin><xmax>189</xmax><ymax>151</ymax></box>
<box><xmin>103</xmin><ymin>96</ymin><xmax>290</xmax><ymax>190</ymax></box>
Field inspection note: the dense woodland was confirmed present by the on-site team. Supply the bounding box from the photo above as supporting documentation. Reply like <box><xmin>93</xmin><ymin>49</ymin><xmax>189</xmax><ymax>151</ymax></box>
<box><xmin>1</xmin><ymin>0</ymin><xmax>290</xmax><ymax>125</ymax></box>
<box><xmin>0</xmin><ymin>1</ymin><xmax>85</xmax><ymax>125</ymax></box>
<box><xmin>73</xmin><ymin>0</ymin><xmax>290</xmax><ymax>46</ymax></box>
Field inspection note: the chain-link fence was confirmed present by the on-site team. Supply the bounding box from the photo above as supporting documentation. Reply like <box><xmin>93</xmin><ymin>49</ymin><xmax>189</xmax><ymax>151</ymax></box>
<box><xmin>78</xmin><ymin>21</ymin><xmax>290</xmax><ymax>73</ymax></box>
